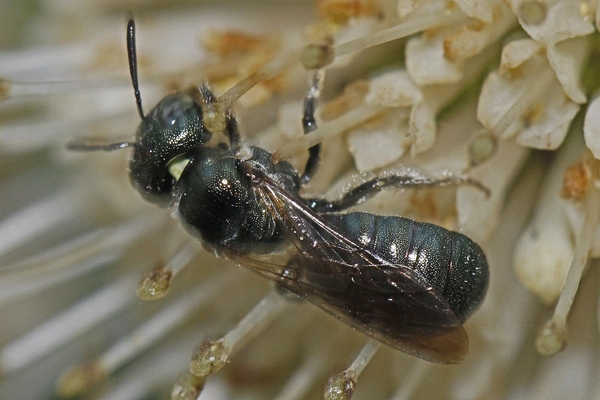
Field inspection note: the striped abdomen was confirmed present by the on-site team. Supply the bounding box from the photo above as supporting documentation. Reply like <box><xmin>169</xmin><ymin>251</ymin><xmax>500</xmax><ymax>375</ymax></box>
<box><xmin>323</xmin><ymin>212</ymin><xmax>489</xmax><ymax>322</ymax></box>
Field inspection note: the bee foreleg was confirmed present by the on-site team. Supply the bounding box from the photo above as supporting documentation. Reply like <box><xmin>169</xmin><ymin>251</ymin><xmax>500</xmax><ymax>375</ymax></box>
<box><xmin>301</xmin><ymin>70</ymin><xmax>324</xmax><ymax>184</ymax></box>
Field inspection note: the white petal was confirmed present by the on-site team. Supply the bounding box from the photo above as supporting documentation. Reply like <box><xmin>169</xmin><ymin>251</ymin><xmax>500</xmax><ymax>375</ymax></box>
<box><xmin>453</xmin><ymin>0</ymin><xmax>503</xmax><ymax>22</ymax></box>
<box><xmin>546</xmin><ymin>37</ymin><xmax>589</xmax><ymax>104</ymax></box>
<box><xmin>397</xmin><ymin>0</ymin><xmax>418</xmax><ymax>18</ymax></box>
<box><xmin>347</xmin><ymin>114</ymin><xmax>411</xmax><ymax>172</ymax></box>
<box><xmin>519</xmin><ymin>0</ymin><xmax>594</xmax><ymax>45</ymax></box>
<box><xmin>443</xmin><ymin>9</ymin><xmax>516</xmax><ymax>62</ymax></box>
<box><xmin>277</xmin><ymin>101</ymin><xmax>303</xmax><ymax>140</ymax></box>
<box><xmin>397</xmin><ymin>0</ymin><xmax>453</xmax><ymax>19</ymax></box>
<box><xmin>514</xmin><ymin>117</ymin><xmax>585</xmax><ymax>304</ymax></box>
<box><xmin>583</xmin><ymin>95</ymin><xmax>600</xmax><ymax>159</ymax></box>
<box><xmin>409</xmin><ymin>100</ymin><xmax>436</xmax><ymax>155</ymax></box>
<box><xmin>365</xmin><ymin>70</ymin><xmax>422</xmax><ymax>108</ymax></box>
<box><xmin>478</xmin><ymin>40</ymin><xmax>579</xmax><ymax>149</ymax></box>
<box><xmin>499</xmin><ymin>38</ymin><xmax>542</xmax><ymax>71</ymax></box>
<box><xmin>597</xmin><ymin>0</ymin><xmax>600</xmax><ymax>31</ymax></box>
<box><xmin>406</xmin><ymin>27</ymin><xmax>464</xmax><ymax>85</ymax></box>
<box><xmin>565</xmin><ymin>200</ymin><xmax>600</xmax><ymax>258</ymax></box>
<box><xmin>515</xmin><ymin>86</ymin><xmax>580</xmax><ymax>150</ymax></box>
<box><xmin>457</xmin><ymin>140</ymin><xmax>529</xmax><ymax>242</ymax></box>
<box><xmin>514</xmin><ymin>219</ymin><xmax>573</xmax><ymax>305</ymax></box>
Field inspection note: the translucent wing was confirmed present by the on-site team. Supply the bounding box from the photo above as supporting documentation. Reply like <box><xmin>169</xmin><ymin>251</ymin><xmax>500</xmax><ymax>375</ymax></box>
<box><xmin>227</xmin><ymin>167</ymin><xmax>468</xmax><ymax>363</ymax></box>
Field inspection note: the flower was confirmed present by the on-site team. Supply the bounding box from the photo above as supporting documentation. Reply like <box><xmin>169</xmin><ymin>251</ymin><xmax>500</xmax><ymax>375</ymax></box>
<box><xmin>1</xmin><ymin>1</ymin><xmax>599</xmax><ymax>399</ymax></box>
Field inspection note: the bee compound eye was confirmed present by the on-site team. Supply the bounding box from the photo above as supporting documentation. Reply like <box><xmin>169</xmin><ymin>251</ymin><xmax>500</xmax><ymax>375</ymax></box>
<box><xmin>159</xmin><ymin>94</ymin><xmax>198</xmax><ymax>128</ymax></box>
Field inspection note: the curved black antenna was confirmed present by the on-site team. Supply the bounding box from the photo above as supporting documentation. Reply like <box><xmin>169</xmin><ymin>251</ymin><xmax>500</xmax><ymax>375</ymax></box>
<box><xmin>127</xmin><ymin>18</ymin><xmax>145</xmax><ymax>120</ymax></box>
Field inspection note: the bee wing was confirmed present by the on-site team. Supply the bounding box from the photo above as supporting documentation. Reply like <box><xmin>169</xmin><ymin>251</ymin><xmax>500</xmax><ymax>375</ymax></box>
<box><xmin>228</xmin><ymin>167</ymin><xmax>468</xmax><ymax>364</ymax></box>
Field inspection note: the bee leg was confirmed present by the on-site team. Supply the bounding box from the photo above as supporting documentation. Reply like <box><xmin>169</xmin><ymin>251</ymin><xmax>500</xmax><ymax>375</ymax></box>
<box><xmin>307</xmin><ymin>172</ymin><xmax>490</xmax><ymax>213</ymax></box>
<box><xmin>225</xmin><ymin>111</ymin><xmax>240</xmax><ymax>150</ymax></box>
<box><xmin>198</xmin><ymin>83</ymin><xmax>217</xmax><ymax>105</ymax></box>
<box><xmin>301</xmin><ymin>70</ymin><xmax>324</xmax><ymax>184</ymax></box>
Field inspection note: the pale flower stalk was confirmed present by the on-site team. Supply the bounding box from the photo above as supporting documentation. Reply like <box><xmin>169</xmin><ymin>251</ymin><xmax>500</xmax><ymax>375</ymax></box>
<box><xmin>1</xmin><ymin>1</ymin><xmax>599</xmax><ymax>400</ymax></box>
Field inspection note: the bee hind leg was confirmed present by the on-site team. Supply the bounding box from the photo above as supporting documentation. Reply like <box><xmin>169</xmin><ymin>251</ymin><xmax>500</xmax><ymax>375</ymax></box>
<box><xmin>306</xmin><ymin>171</ymin><xmax>490</xmax><ymax>213</ymax></box>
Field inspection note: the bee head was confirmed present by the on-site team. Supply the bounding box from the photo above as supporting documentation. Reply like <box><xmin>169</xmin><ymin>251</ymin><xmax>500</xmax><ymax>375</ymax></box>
<box><xmin>129</xmin><ymin>93</ymin><xmax>212</xmax><ymax>204</ymax></box>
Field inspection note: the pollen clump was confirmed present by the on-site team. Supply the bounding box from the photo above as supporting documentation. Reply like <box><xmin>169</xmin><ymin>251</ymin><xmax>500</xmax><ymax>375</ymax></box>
<box><xmin>190</xmin><ymin>341</ymin><xmax>229</xmax><ymax>377</ymax></box>
<box><xmin>562</xmin><ymin>160</ymin><xmax>591</xmax><ymax>200</ymax></box>
<box><xmin>137</xmin><ymin>266</ymin><xmax>173</xmax><ymax>301</ymax></box>
<box><xmin>202</xmin><ymin>30</ymin><xmax>267</xmax><ymax>59</ymax></box>
<box><xmin>316</xmin><ymin>0</ymin><xmax>380</xmax><ymax>26</ymax></box>
<box><xmin>56</xmin><ymin>361</ymin><xmax>105</xmax><ymax>397</ymax></box>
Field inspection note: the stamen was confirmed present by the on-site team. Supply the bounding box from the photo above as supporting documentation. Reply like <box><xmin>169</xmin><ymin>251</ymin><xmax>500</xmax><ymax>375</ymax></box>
<box><xmin>390</xmin><ymin>361</ymin><xmax>429</xmax><ymax>400</ymax></box>
<box><xmin>275</xmin><ymin>44</ymin><xmax>496</xmax><ymax>162</ymax></box>
<box><xmin>518</xmin><ymin>0</ymin><xmax>548</xmax><ymax>26</ymax></box>
<box><xmin>189</xmin><ymin>289</ymin><xmax>286</xmax><ymax>377</ymax></box>
<box><xmin>97</xmin><ymin>329</ymin><xmax>212</xmax><ymax>400</ymax></box>
<box><xmin>468</xmin><ymin>131</ymin><xmax>497</xmax><ymax>168</ymax></box>
<box><xmin>300</xmin><ymin>42</ymin><xmax>335</xmax><ymax>70</ymax></box>
<box><xmin>0</xmin><ymin>77</ymin><xmax>9</xmax><ymax>100</ymax></box>
<box><xmin>0</xmin><ymin>44</ymin><xmax>91</xmax><ymax>77</ymax></box>
<box><xmin>0</xmin><ymin>275</ymin><xmax>137</xmax><ymax>374</ymax></box>
<box><xmin>0</xmin><ymin>216</ymin><xmax>159</xmax><ymax>304</ymax></box>
<box><xmin>323</xmin><ymin>340</ymin><xmax>381</xmax><ymax>400</ymax></box>
<box><xmin>171</xmin><ymin>373</ymin><xmax>206</xmax><ymax>400</ymax></box>
<box><xmin>218</xmin><ymin>48</ymin><xmax>301</xmax><ymax>106</ymax></box>
<box><xmin>334</xmin><ymin>10</ymin><xmax>469</xmax><ymax>57</ymax></box>
<box><xmin>219</xmin><ymin>9</ymin><xmax>467</xmax><ymax>110</ymax></box>
<box><xmin>456</xmin><ymin>152</ymin><xmax>544</xmax><ymax>391</ymax></box>
<box><xmin>490</xmin><ymin>67</ymin><xmax>554</xmax><ymax>139</ymax></box>
<box><xmin>0</xmin><ymin>190</ymin><xmax>79</xmax><ymax>259</ymax></box>
<box><xmin>0</xmin><ymin>78</ymin><xmax>88</xmax><ymax>99</ymax></box>
<box><xmin>137</xmin><ymin>241</ymin><xmax>200</xmax><ymax>301</ymax></box>
<box><xmin>56</xmin><ymin>272</ymin><xmax>235</xmax><ymax>396</ymax></box>
<box><xmin>456</xmin><ymin>141</ymin><xmax>529</xmax><ymax>241</ymax></box>
<box><xmin>273</xmin><ymin>353</ymin><xmax>328</xmax><ymax>400</ymax></box>
<box><xmin>536</xmin><ymin>169</ymin><xmax>600</xmax><ymax>355</ymax></box>
<box><xmin>514</xmin><ymin>131</ymin><xmax>584</xmax><ymax>305</ymax></box>
<box><xmin>273</xmin><ymin>104</ymin><xmax>384</xmax><ymax>161</ymax></box>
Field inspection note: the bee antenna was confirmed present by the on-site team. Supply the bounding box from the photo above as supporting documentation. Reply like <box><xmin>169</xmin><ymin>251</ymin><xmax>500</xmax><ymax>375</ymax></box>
<box><xmin>127</xmin><ymin>17</ymin><xmax>145</xmax><ymax>120</ymax></box>
<box><xmin>67</xmin><ymin>140</ymin><xmax>135</xmax><ymax>152</ymax></box>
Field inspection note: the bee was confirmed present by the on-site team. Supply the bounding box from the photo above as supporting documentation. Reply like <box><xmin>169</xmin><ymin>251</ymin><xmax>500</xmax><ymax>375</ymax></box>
<box><xmin>69</xmin><ymin>18</ymin><xmax>489</xmax><ymax>364</ymax></box>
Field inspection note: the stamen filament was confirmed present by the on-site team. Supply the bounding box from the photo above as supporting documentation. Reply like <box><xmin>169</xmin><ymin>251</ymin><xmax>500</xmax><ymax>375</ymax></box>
<box><xmin>491</xmin><ymin>67</ymin><xmax>554</xmax><ymax>138</ymax></box>
<box><xmin>324</xmin><ymin>340</ymin><xmax>381</xmax><ymax>400</ymax></box>
<box><xmin>273</xmin><ymin>105</ymin><xmax>385</xmax><ymax>161</ymax></box>
<box><xmin>514</xmin><ymin>131</ymin><xmax>584</xmax><ymax>304</ymax></box>
<box><xmin>189</xmin><ymin>289</ymin><xmax>286</xmax><ymax>377</ymax></box>
<box><xmin>137</xmin><ymin>240</ymin><xmax>200</xmax><ymax>300</ymax></box>
<box><xmin>219</xmin><ymin>9</ymin><xmax>468</xmax><ymax>111</ymax></box>
<box><xmin>334</xmin><ymin>11</ymin><xmax>469</xmax><ymax>57</ymax></box>
<box><xmin>536</xmin><ymin>174</ymin><xmax>600</xmax><ymax>355</ymax></box>
<box><xmin>273</xmin><ymin>354</ymin><xmax>327</xmax><ymax>400</ymax></box>
<box><xmin>0</xmin><ymin>276</ymin><xmax>137</xmax><ymax>374</ymax></box>
<box><xmin>0</xmin><ymin>216</ymin><xmax>160</xmax><ymax>303</ymax></box>
<box><xmin>99</xmin><ymin>332</ymin><xmax>209</xmax><ymax>400</ymax></box>
<box><xmin>390</xmin><ymin>361</ymin><xmax>429</xmax><ymax>400</ymax></box>
<box><xmin>218</xmin><ymin>49</ymin><xmax>301</xmax><ymax>106</ymax></box>
<box><xmin>57</xmin><ymin>272</ymin><xmax>235</xmax><ymax>396</ymax></box>
<box><xmin>0</xmin><ymin>191</ymin><xmax>78</xmax><ymax>258</ymax></box>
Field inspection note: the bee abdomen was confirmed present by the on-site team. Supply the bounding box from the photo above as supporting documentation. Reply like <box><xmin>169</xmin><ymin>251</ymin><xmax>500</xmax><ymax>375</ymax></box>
<box><xmin>323</xmin><ymin>212</ymin><xmax>488</xmax><ymax>322</ymax></box>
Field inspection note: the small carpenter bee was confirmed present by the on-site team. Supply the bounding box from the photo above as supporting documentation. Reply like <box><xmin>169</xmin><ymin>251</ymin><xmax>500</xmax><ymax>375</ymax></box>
<box><xmin>70</xmin><ymin>18</ymin><xmax>489</xmax><ymax>364</ymax></box>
